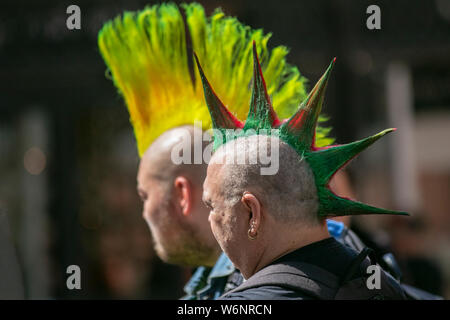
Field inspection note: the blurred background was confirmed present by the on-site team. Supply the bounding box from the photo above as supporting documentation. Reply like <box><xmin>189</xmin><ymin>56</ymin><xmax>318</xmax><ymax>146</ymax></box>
<box><xmin>0</xmin><ymin>0</ymin><xmax>449</xmax><ymax>299</ymax></box>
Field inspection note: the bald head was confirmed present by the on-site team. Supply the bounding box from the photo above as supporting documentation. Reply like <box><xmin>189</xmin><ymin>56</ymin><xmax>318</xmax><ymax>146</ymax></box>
<box><xmin>140</xmin><ymin>125</ymin><xmax>209</xmax><ymax>186</ymax></box>
<box><xmin>209</xmin><ymin>135</ymin><xmax>319</xmax><ymax>225</ymax></box>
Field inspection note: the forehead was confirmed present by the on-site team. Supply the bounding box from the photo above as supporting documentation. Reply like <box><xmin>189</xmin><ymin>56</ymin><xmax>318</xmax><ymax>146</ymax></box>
<box><xmin>137</xmin><ymin>156</ymin><xmax>161</xmax><ymax>187</ymax></box>
<box><xmin>209</xmin><ymin>145</ymin><xmax>226</xmax><ymax>164</ymax></box>
<box><xmin>137</xmin><ymin>156</ymin><xmax>151</xmax><ymax>178</ymax></box>
<box><xmin>204</xmin><ymin>160</ymin><xmax>224</xmax><ymax>195</ymax></box>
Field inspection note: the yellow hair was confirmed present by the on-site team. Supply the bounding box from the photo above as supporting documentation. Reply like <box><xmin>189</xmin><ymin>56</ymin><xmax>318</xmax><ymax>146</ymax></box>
<box><xmin>98</xmin><ymin>3</ymin><xmax>331</xmax><ymax>157</ymax></box>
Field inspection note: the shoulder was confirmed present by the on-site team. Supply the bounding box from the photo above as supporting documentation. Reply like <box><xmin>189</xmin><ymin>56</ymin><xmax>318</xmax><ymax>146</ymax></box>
<box><xmin>219</xmin><ymin>260</ymin><xmax>339</xmax><ymax>300</ymax></box>
<box><xmin>220</xmin><ymin>285</ymin><xmax>315</xmax><ymax>300</ymax></box>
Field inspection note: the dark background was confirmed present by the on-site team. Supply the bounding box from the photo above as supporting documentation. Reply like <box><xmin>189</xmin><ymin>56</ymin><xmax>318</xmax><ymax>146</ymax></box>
<box><xmin>0</xmin><ymin>0</ymin><xmax>449</xmax><ymax>299</ymax></box>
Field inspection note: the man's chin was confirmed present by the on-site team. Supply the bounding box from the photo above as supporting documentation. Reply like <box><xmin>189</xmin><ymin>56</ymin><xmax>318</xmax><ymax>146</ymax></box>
<box><xmin>152</xmin><ymin>235</ymin><xmax>220</xmax><ymax>267</ymax></box>
<box><xmin>153</xmin><ymin>242</ymin><xmax>171</xmax><ymax>262</ymax></box>
<box><xmin>153</xmin><ymin>242</ymin><xmax>183</xmax><ymax>265</ymax></box>
<box><xmin>154</xmin><ymin>244</ymin><xmax>201</xmax><ymax>267</ymax></box>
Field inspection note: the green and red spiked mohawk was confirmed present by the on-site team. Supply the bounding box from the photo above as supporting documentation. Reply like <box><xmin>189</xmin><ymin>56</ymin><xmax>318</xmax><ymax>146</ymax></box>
<box><xmin>194</xmin><ymin>42</ymin><xmax>408</xmax><ymax>218</ymax></box>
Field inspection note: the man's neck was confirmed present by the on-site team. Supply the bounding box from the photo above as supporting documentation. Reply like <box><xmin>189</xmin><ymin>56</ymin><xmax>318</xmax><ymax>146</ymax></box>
<box><xmin>251</xmin><ymin>221</ymin><xmax>330</xmax><ymax>278</ymax></box>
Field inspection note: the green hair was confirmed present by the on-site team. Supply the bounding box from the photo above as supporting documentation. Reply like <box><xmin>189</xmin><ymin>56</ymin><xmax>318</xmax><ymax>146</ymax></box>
<box><xmin>195</xmin><ymin>43</ymin><xmax>409</xmax><ymax>218</ymax></box>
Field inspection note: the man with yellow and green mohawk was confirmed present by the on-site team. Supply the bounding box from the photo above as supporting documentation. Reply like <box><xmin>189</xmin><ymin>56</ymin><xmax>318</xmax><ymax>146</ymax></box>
<box><xmin>98</xmin><ymin>3</ymin><xmax>335</xmax><ymax>299</ymax></box>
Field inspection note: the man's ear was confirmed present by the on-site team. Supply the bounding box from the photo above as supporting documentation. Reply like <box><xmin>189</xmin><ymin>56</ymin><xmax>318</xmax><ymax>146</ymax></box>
<box><xmin>241</xmin><ymin>192</ymin><xmax>261</xmax><ymax>231</ymax></box>
<box><xmin>174</xmin><ymin>176</ymin><xmax>192</xmax><ymax>216</ymax></box>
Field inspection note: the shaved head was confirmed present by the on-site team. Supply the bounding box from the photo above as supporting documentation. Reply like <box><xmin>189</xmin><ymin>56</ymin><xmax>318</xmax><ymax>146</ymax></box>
<box><xmin>209</xmin><ymin>135</ymin><xmax>320</xmax><ymax>225</ymax></box>
<box><xmin>141</xmin><ymin>125</ymin><xmax>208</xmax><ymax>186</ymax></box>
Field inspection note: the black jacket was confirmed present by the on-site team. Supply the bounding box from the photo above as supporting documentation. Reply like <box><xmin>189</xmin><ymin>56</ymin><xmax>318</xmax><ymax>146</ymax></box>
<box><xmin>220</xmin><ymin>237</ymin><xmax>406</xmax><ymax>300</ymax></box>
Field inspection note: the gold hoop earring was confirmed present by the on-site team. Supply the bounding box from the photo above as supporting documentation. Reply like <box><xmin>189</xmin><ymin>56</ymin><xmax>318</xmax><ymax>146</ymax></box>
<box><xmin>248</xmin><ymin>228</ymin><xmax>257</xmax><ymax>240</ymax></box>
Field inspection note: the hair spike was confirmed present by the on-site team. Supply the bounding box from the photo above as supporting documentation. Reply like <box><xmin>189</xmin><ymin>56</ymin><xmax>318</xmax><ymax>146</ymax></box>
<box><xmin>245</xmin><ymin>42</ymin><xmax>280</xmax><ymax>130</ymax></box>
<box><xmin>197</xmin><ymin>47</ymin><xmax>408</xmax><ymax>218</ymax></box>
<box><xmin>193</xmin><ymin>53</ymin><xmax>244</xmax><ymax>130</ymax></box>
<box><xmin>281</xmin><ymin>58</ymin><xmax>335</xmax><ymax>151</ymax></box>
<box><xmin>307</xmin><ymin>128</ymin><xmax>395</xmax><ymax>185</ymax></box>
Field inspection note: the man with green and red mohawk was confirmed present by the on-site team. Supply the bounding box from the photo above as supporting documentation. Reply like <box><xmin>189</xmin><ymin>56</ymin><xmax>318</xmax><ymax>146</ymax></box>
<box><xmin>197</xmin><ymin>43</ymin><xmax>409</xmax><ymax>299</ymax></box>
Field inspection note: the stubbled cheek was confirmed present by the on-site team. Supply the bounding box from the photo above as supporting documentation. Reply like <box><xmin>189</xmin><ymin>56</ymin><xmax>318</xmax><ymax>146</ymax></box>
<box><xmin>210</xmin><ymin>215</ymin><xmax>221</xmax><ymax>231</ymax></box>
<box><xmin>210</xmin><ymin>214</ymin><xmax>226</xmax><ymax>238</ymax></box>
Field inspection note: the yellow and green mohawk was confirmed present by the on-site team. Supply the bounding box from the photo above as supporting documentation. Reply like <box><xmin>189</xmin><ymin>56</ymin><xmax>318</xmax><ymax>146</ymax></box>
<box><xmin>195</xmin><ymin>43</ymin><xmax>409</xmax><ymax>218</ymax></box>
<box><xmin>98</xmin><ymin>3</ymin><xmax>333</xmax><ymax>157</ymax></box>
